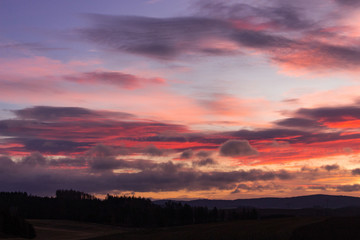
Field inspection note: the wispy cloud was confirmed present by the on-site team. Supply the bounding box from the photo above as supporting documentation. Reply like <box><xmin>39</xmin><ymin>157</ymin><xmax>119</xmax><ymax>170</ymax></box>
<box><xmin>79</xmin><ymin>0</ymin><xmax>360</xmax><ymax>72</ymax></box>
<box><xmin>64</xmin><ymin>71</ymin><xmax>166</xmax><ymax>89</ymax></box>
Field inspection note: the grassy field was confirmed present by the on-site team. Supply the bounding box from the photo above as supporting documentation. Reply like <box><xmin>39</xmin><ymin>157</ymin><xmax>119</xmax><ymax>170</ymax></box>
<box><xmin>85</xmin><ymin>217</ymin><xmax>325</xmax><ymax>240</ymax></box>
<box><xmin>2</xmin><ymin>216</ymin><xmax>340</xmax><ymax>240</ymax></box>
<box><xmin>5</xmin><ymin>217</ymin><xmax>350</xmax><ymax>240</ymax></box>
<box><xmin>24</xmin><ymin>220</ymin><xmax>127</xmax><ymax>240</ymax></box>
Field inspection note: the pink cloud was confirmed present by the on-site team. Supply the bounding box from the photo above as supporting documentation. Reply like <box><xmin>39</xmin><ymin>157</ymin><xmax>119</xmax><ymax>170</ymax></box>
<box><xmin>64</xmin><ymin>71</ymin><xmax>166</xmax><ymax>89</ymax></box>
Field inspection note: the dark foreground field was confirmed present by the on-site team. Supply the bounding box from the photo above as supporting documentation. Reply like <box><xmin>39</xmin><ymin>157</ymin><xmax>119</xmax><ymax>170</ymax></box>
<box><xmin>16</xmin><ymin>217</ymin><xmax>328</xmax><ymax>240</ymax></box>
<box><xmin>20</xmin><ymin>216</ymin><xmax>360</xmax><ymax>240</ymax></box>
<box><xmin>17</xmin><ymin>220</ymin><xmax>126</xmax><ymax>240</ymax></box>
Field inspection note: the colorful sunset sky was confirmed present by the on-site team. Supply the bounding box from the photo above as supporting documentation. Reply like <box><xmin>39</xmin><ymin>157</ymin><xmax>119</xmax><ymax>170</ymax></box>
<box><xmin>2</xmin><ymin>0</ymin><xmax>360</xmax><ymax>199</ymax></box>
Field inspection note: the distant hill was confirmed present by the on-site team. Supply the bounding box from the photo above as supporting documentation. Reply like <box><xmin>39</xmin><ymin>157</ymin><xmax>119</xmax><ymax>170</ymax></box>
<box><xmin>154</xmin><ymin>194</ymin><xmax>360</xmax><ymax>209</ymax></box>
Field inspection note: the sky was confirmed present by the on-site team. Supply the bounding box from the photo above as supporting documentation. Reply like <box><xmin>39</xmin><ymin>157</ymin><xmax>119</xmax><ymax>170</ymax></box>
<box><xmin>2</xmin><ymin>0</ymin><xmax>360</xmax><ymax>199</ymax></box>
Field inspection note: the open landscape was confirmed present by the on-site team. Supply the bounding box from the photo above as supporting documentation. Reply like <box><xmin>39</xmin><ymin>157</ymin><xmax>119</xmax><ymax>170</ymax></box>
<box><xmin>2</xmin><ymin>191</ymin><xmax>360</xmax><ymax>239</ymax></box>
<box><xmin>21</xmin><ymin>216</ymin><xmax>360</xmax><ymax>240</ymax></box>
<box><xmin>28</xmin><ymin>217</ymin><xmax>325</xmax><ymax>240</ymax></box>
<box><xmin>3</xmin><ymin>0</ymin><xmax>360</xmax><ymax>239</ymax></box>
<box><xmin>21</xmin><ymin>220</ymin><xmax>126</xmax><ymax>240</ymax></box>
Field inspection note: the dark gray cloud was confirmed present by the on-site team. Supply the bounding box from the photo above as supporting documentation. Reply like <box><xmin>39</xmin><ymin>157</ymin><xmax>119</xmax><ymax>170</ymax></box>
<box><xmin>275</xmin><ymin>117</ymin><xmax>324</xmax><ymax>129</ymax></box>
<box><xmin>14</xmin><ymin>106</ymin><xmax>134</xmax><ymax>121</ymax></box>
<box><xmin>180</xmin><ymin>149</ymin><xmax>193</xmax><ymax>159</ymax></box>
<box><xmin>85</xmin><ymin>144</ymin><xmax>159</xmax><ymax>172</ymax></box>
<box><xmin>0</xmin><ymin>106</ymin><xmax>186</xmax><ymax>155</ymax></box>
<box><xmin>89</xmin><ymin>157</ymin><xmax>119</xmax><ymax>171</ymax></box>
<box><xmin>192</xmin><ymin>158</ymin><xmax>216</xmax><ymax>167</ymax></box>
<box><xmin>195</xmin><ymin>0</ymin><xmax>314</xmax><ymax>31</ymax></box>
<box><xmin>321</xmin><ymin>164</ymin><xmax>340</xmax><ymax>172</ymax></box>
<box><xmin>352</xmin><ymin>168</ymin><xmax>360</xmax><ymax>175</ymax></box>
<box><xmin>301</xmin><ymin>166</ymin><xmax>319</xmax><ymax>173</ymax></box>
<box><xmin>308</xmin><ymin>185</ymin><xmax>327</xmax><ymax>191</ymax></box>
<box><xmin>87</xmin><ymin>144</ymin><xmax>129</xmax><ymax>171</ymax></box>
<box><xmin>0</xmin><ymin>151</ymin><xmax>294</xmax><ymax>195</ymax></box>
<box><xmin>231</xmin><ymin>126</ymin><xmax>360</xmax><ymax>144</ymax></box>
<box><xmin>81</xmin><ymin>14</ymin><xmax>230</xmax><ymax>59</ymax></box>
<box><xmin>231</xmin><ymin>30</ymin><xmax>292</xmax><ymax>49</ymax></box>
<box><xmin>78</xmin><ymin>1</ymin><xmax>360</xmax><ymax>70</ymax></box>
<box><xmin>219</xmin><ymin>139</ymin><xmax>258</xmax><ymax>157</ymax></box>
<box><xmin>87</xmin><ymin>144</ymin><xmax>115</xmax><ymax>158</ymax></box>
<box><xmin>21</xmin><ymin>152</ymin><xmax>47</xmax><ymax>166</ymax></box>
<box><xmin>48</xmin><ymin>157</ymin><xmax>86</xmax><ymax>168</ymax></box>
<box><xmin>144</xmin><ymin>145</ymin><xmax>165</xmax><ymax>156</ymax></box>
<box><xmin>336</xmin><ymin>184</ymin><xmax>360</xmax><ymax>192</ymax></box>
<box><xmin>297</xmin><ymin>106</ymin><xmax>360</xmax><ymax>122</ymax></box>
<box><xmin>232</xmin><ymin>183</ymin><xmax>281</xmax><ymax>193</ymax></box>
<box><xmin>276</xmin><ymin>170</ymin><xmax>294</xmax><ymax>180</ymax></box>
<box><xmin>196</xmin><ymin>150</ymin><xmax>212</xmax><ymax>158</ymax></box>
<box><xmin>5</xmin><ymin>103</ymin><xmax>360</xmax><ymax>159</ymax></box>
<box><xmin>80</xmin><ymin>13</ymin><xmax>298</xmax><ymax>60</ymax></box>
<box><xmin>0</xmin><ymin>156</ymin><xmax>15</xmax><ymax>172</ymax></box>
<box><xmin>14</xmin><ymin>106</ymin><xmax>95</xmax><ymax>121</ymax></box>
<box><xmin>22</xmin><ymin>138</ymin><xmax>90</xmax><ymax>154</ymax></box>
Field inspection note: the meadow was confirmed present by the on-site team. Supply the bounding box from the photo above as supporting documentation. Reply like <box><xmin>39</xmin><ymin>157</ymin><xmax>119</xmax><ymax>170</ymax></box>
<box><xmin>26</xmin><ymin>217</ymin><xmax>328</xmax><ymax>240</ymax></box>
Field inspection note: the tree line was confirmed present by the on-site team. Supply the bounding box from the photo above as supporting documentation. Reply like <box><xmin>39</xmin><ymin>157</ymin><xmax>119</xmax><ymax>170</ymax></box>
<box><xmin>0</xmin><ymin>190</ymin><xmax>258</xmax><ymax>230</ymax></box>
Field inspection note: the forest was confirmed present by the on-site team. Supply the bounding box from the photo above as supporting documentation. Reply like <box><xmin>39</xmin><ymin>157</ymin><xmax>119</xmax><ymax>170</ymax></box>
<box><xmin>0</xmin><ymin>190</ymin><xmax>258</xmax><ymax>239</ymax></box>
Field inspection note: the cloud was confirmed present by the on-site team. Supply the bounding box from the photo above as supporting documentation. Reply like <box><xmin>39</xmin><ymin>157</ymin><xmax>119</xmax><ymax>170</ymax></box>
<box><xmin>321</xmin><ymin>164</ymin><xmax>340</xmax><ymax>171</ymax></box>
<box><xmin>64</xmin><ymin>71</ymin><xmax>165</xmax><ymax>89</ymax></box>
<box><xmin>48</xmin><ymin>157</ymin><xmax>86</xmax><ymax>168</ymax></box>
<box><xmin>79</xmin><ymin>1</ymin><xmax>360</xmax><ymax>71</ymax></box>
<box><xmin>219</xmin><ymin>140</ymin><xmax>258</xmax><ymax>157</ymax></box>
<box><xmin>232</xmin><ymin>183</ymin><xmax>281</xmax><ymax>193</ymax></box>
<box><xmin>231</xmin><ymin>30</ymin><xmax>292</xmax><ymax>49</ymax></box>
<box><xmin>144</xmin><ymin>145</ymin><xmax>165</xmax><ymax>156</ymax></box>
<box><xmin>336</xmin><ymin>184</ymin><xmax>360</xmax><ymax>192</ymax></box>
<box><xmin>4</xmin><ymin>104</ymin><xmax>360</xmax><ymax>166</ymax></box>
<box><xmin>0</xmin><ymin>151</ymin><xmax>295</xmax><ymax>194</ymax></box>
<box><xmin>86</xmin><ymin>144</ymin><xmax>119</xmax><ymax>171</ymax></box>
<box><xmin>352</xmin><ymin>168</ymin><xmax>360</xmax><ymax>175</ymax></box>
<box><xmin>192</xmin><ymin>158</ymin><xmax>216</xmax><ymax>167</ymax></box>
<box><xmin>14</xmin><ymin>106</ymin><xmax>96</xmax><ymax>121</ymax></box>
<box><xmin>180</xmin><ymin>149</ymin><xmax>193</xmax><ymax>159</ymax></box>
<box><xmin>80</xmin><ymin>13</ymin><xmax>295</xmax><ymax>60</ymax></box>
<box><xmin>195</xmin><ymin>0</ymin><xmax>315</xmax><ymax>31</ymax></box>
<box><xmin>308</xmin><ymin>185</ymin><xmax>328</xmax><ymax>191</ymax></box>
<box><xmin>21</xmin><ymin>138</ymin><xmax>89</xmax><ymax>154</ymax></box>
<box><xmin>0</xmin><ymin>106</ymin><xmax>188</xmax><ymax>155</ymax></box>
<box><xmin>81</xmin><ymin>14</ymin><xmax>231</xmax><ymax>59</ymax></box>
<box><xmin>14</xmin><ymin>106</ymin><xmax>134</xmax><ymax>121</ymax></box>
<box><xmin>87</xmin><ymin>144</ymin><xmax>116</xmax><ymax>158</ymax></box>
<box><xmin>276</xmin><ymin>170</ymin><xmax>294</xmax><ymax>180</ymax></box>
<box><xmin>0</xmin><ymin>156</ymin><xmax>15</xmax><ymax>171</ymax></box>
<box><xmin>0</xmin><ymin>42</ymin><xmax>68</xmax><ymax>52</ymax></box>
<box><xmin>297</xmin><ymin>106</ymin><xmax>360</xmax><ymax>123</ymax></box>
<box><xmin>85</xmin><ymin>144</ymin><xmax>159</xmax><ymax>171</ymax></box>
<box><xmin>196</xmin><ymin>150</ymin><xmax>212</xmax><ymax>158</ymax></box>
<box><xmin>21</xmin><ymin>152</ymin><xmax>47</xmax><ymax>166</ymax></box>
<box><xmin>231</xmin><ymin>128</ymin><xmax>307</xmax><ymax>141</ymax></box>
<box><xmin>275</xmin><ymin>117</ymin><xmax>324</xmax><ymax>129</ymax></box>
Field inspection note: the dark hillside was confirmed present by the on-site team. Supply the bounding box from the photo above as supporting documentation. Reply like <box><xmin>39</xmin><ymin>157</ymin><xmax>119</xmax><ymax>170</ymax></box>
<box><xmin>155</xmin><ymin>194</ymin><xmax>360</xmax><ymax>209</ymax></box>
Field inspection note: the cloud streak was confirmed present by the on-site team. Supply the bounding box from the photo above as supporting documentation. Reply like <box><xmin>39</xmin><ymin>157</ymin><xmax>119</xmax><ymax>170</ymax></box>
<box><xmin>0</xmin><ymin>149</ymin><xmax>295</xmax><ymax>195</ymax></box>
<box><xmin>79</xmin><ymin>1</ymin><xmax>360</xmax><ymax>71</ymax></box>
<box><xmin>64</xmin><ymin>71</ymin><xmax>166</xmax><ymax>89</ymax></box>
